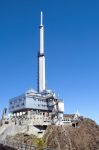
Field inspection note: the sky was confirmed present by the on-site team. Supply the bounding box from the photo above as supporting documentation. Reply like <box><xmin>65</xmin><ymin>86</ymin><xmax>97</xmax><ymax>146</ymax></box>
<box><xmin>0</xmin><ymin>0</ymin><xmax>99</xmax><ymax>123</ymax></box>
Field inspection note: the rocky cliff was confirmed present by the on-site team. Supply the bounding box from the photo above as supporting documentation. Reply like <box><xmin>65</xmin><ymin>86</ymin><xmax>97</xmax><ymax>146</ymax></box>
<box><xmin>3</xmin><ymin>118</ymin><xmax>99</xmax><ymax>150</ymax></box>
<box><xmin>44</xmin><ymin>118</ymin><xmax>99</xmax><ymax>150</ymax></box>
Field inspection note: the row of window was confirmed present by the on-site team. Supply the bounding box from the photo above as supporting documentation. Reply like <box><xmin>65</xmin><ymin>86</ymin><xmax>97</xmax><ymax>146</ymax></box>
<box><xmin>11</xmin><ymin>103</ymin><xmax>47</xmax><ymax>109</ymax></box>
<box><xmin>10</xmin><ymin>98</ymin><xmax>47</xmax><ymax>105</ymax></box>
<box><xmin>38</xmin><ymin>99</ymin><xmax>47</xmax><ymax>102</ymax></box>
<box><xmin>11</xmin><ymin>103</ymin><xmax>25</xmax><ymax>109</ymax></box>
<box><xmin>33</xmin><ymin>99</ymin><xmax>47</xmax><ymax>102</ymax></box>
<box><xmin>38</xmin><ymin>104</ymin><xmax>47</xmax><ymax>107</ymax></box>
<box><xmin>10</xmin><ymin>97</ymin><xmax>25</xmax><ymax>105</ymax></box>
<box><xmin>62</xmin><ymin>119</ymin><xmax>71</xmax><ymax>122</ymax></box>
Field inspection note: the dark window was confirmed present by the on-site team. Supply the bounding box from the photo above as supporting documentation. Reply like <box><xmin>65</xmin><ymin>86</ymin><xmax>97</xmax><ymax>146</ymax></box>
<box><xmin>21</xmin><ymin>103</ymin><xmax>24</xmax><ymax>106</ymax></box>
<box><xmin>14</xmin><ymin>100</ymin><xmax>17</xmax><ymax>104</ymax></box>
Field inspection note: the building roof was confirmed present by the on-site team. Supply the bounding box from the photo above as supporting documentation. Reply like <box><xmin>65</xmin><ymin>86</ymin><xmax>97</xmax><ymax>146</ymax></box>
<box><xmin>63</xmin><ymin>114</ymin><xmax>75</xmax><ymax>119</ymax></box>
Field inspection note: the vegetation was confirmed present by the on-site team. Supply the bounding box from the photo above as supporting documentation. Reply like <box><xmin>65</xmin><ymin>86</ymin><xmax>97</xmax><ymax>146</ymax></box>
<box><xmin>36</xmin><ymin>138</ymin><xmax>46</xmax><ymax>150</ymax></box>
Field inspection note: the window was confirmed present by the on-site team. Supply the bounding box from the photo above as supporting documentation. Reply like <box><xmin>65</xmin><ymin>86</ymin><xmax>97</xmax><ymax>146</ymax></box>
<box><xmin>21</xmin><ymin>103</ymin><xmax>24</xmax><ymax>106</ymax></box>
<box><xmin>19</xmin><ymin>99</ymin><xmax>22</xmax><ymax>102</ymax></box>
<box><xmin>10</xmin><ymin>102</ymin><xmax>12</xmax><ymax>105</ymax></box>
<box><xmin>14</xmin><ymin>100</ymin><xmax>17</xmax><ymax>104</ymax></box>
<box><xmin>22</xmin><ymin>97</ymin><xmax>25</xmax><ymax>100</ymax></box>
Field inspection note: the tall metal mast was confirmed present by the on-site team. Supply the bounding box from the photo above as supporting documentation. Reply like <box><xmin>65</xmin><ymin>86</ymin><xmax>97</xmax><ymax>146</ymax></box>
<box><xmin>38</xmin><ymin>11</ymin><xmax>45</xmax><ymax>92</ymax></box>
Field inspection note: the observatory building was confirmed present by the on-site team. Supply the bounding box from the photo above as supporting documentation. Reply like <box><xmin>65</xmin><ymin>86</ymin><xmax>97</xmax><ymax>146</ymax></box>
<box><xmin>9</xmin><ymin>12</ymin><xmax>64</xmax><ymax>125</ymax></box>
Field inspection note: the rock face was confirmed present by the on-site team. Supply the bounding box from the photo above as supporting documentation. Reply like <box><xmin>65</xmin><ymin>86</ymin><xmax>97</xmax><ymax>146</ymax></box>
<box><xmin>44</xmin><ymin>118</ymin><xmax>99</xmax><ymax>150</ymax></box>
<box><xmin>2</xmin><ymin>118</ymin><xmax>99</xmax><ymax>150</ymax></box>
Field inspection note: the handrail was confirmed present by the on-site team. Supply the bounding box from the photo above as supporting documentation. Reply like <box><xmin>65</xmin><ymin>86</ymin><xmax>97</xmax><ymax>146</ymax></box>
<box><xmin>1</xmin><ymin>140</ymin><xmax>53</xmax><ymax>150</ymax></box>
<box><xmin>2</xmin><ymin>140</ymin><xmax>36</xmax><ymax>150</ymax></box>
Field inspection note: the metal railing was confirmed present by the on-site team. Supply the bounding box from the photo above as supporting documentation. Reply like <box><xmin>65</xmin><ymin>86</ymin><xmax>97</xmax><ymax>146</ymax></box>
<box><xmin>1</xmin><ymin>140</ymin><xmax>53</xmax><ymax>150</ymax></box>
<box><xmin>2</xmin><ymin>140</ymin><xmax>36</xmax><ymax>150</ymax></box>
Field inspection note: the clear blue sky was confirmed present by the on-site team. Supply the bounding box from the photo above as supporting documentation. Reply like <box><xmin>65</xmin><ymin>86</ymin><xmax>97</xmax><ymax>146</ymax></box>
<box><xmin>0</xmin><ymin>0</ymin><xmax>99</xmax><ymax>123</ymax></box>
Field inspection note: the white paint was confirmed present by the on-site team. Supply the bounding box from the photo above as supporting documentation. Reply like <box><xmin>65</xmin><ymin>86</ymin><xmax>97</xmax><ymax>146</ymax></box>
<box><xmin>17</xmin><ymin>112</ymin><xmax>19</xmax><ymax>116</ymax></box>
<box><xmin>40</xmin><ymin>27</ymin><xmax>44</xmax><ymax>54</ymax></box>
<box><xmin>58</xmin><ymin>102</ymin><xmax>64</xmax><ymax>112</ymax></box>
<box><xmin>20</xmin><ymin>112</ymin><xmax>22</xmax><ymax>116</ymax></box>
<box><xmin>38</xmin><ymin>56</ymin><xmax>45</xmax><ymax>92</ymax></box>
<box><xmin>38</xmin><ymin>11</ymin><xmax>46</xmax><ymax>92</ymax></box>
